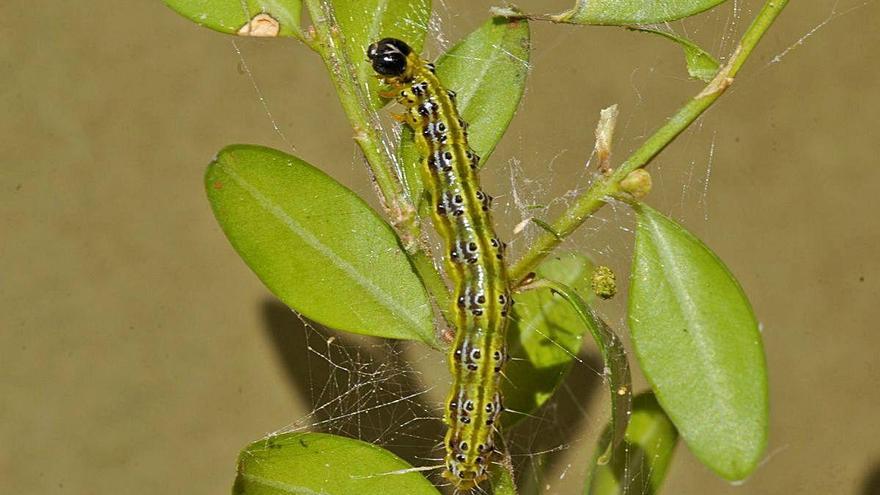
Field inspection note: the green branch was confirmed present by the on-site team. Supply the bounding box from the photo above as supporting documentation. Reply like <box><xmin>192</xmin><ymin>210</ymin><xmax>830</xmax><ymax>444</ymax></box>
<box><xmin>509</xmin><ymin>0</ymin><xmax>789</xmax><ymax>283</ymax></box>
<box><xmin>302</xmin><ymin>0</ymin><xmax>417</xmax><ymax>244</ymax></box>
<box><xmin>302</xmin><ymin>0</ymin><xmax>450</xmax><ymax>323</ymax></box>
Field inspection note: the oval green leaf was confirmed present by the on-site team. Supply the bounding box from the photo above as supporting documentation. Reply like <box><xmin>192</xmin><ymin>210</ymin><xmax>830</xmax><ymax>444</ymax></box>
<box><xmin>399</xmin><ymin>16</ymin><xmax>530</xmax><ymax>203</ymax></box>
<box><xmin>164</xmin><ymin>0</ymin><xmax>303</xmax><ymax>39</ymax></box>
<box><xmin>628</xmin><ymin>204</ymin><xmax>768</xmax><ymax>480</ymax></box>
<box><xmin>333</xmin><ymin>0</ymin><xmax>432</xmax><ymax>109</ymax></box>
<box><xmin>586</xmin><ymin>392</ymin><xmax>678</xmax><ymax>495</ymax></box>
<box><xmin>233</xmin><ymin>432</ymin><xmax>441</xmax><ymax>495</ymax></box>
<box><xmin>629</xmin><ymin>28</ymin><xmax>720</xmax><ymax>82</ymax></box>
<box><xmin>503</xmin><ymin>253</ymin><xmax>593</xmax><ymax>427</ymax></box>
<box><xmin>553</xmin><ymin>0</ymin><xmax>728</xmax><ymax>25</ymax></box>
<box><xmin>206</xmin><ymin>144</ymin><xmax>435</xmax><ymax>345</ymax></box>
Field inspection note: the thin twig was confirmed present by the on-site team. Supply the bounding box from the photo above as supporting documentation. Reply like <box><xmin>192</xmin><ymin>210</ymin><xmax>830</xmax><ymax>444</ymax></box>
<box><xmin>509</xmin><ymin>0</ymin><xmax>790</xmax><ymax>283</ymax></box>
<box><xmin>302</xmin><ymin>0</ymin><xmax>450</xmax><ymax>325</ymax></box>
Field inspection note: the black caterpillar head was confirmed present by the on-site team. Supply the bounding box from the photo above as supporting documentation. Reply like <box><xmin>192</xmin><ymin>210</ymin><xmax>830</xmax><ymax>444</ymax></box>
<box><xmin>367</xmin><ymin>38</ymin><xmax>412</xmax><ymax>77</ymax></box>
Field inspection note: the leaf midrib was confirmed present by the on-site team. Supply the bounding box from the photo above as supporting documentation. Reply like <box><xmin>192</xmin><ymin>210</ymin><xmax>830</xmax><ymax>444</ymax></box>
<box><xmin>218</xmin><ymin>159</ymin><xmax>428</xmax><ymax>339</ymax></box>
<box><xmin>644</xmin><ymin>214</ymin><xmax>738</xmax><ymax>427</ymax></box>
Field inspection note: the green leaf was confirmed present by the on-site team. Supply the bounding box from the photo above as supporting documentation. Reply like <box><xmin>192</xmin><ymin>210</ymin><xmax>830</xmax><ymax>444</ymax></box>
<box><xmin>164</xmin><ymin>0</ymin><xmax>303</xmax><ymax>39</ymax></box>
<box><xmin>532</xmin><ymin>279</ymin><xmax>632</xmax><ymax>464</ymax></box>
<box><xmin>502</xmin><ymin>253</ymin><xmax>593</xmax><ymax>427</ymax></box>
<box><xmin>585</xmin><ymin>392</ymin><xmax>678</xmax><ymax>495</ymax></box>
<box><xmin>333</xmin><ymin>0</ymin><xmax>432</xmax><ymax>108</ymax></box>
<box><xmin>628</xmin><ymin>204</ymin><xmax>768</xmax><ymax>480</ymax></box>
<box><xmin>630</xmin><ymin>28</ymin><xmax>720</xmax><ymax>82</ymax></box>
<box><xmin>489</xmin><ymin>460</ymin><xmax>518</xmax><ymax>495</ymax></box>
<box><xmin>552</xmin><ymin>0</ymin><xmax>728</xmax><ymax>25</ymax></box>
<box><xmin>399</xmin><ymin>16</ymin><xmax>530</xmax><ymax>202</ymax></box>
<box><xmin>206</xmin><ymin>144</ymin><xmax>436</xmax><ymax>345</ymax></box>
<box><xmin>233</xmin><ymin>432</ymin><xmax>441</xmax><ymax>495</ymax></box>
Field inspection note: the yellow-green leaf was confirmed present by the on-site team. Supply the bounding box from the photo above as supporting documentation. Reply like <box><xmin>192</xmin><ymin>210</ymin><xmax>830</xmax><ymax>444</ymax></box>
<box><xmin>503</xmin><ymin>253</ymin><xmax>593</xmax><ymax>427</ymax></box>
<box><xmin>628</xmin><ymin>204</ymin><xmax>768</xmax><ymax>480</ymax></box>
<box><xmin>233</xmin><ymin>432</ymin><xmax>441</xmax><ymax>494</ymax></box>
<box><xmin>532</xmin><ymin>278</ymin><xmax>632</xmax><ymax>464</ymax></box>
<box><xmin>630</xmin><ymin>28</ymin><xmax>720</xmax><ymax>82</ymax></box>
<box><xmin>553</xmin><ymin>0</ymin><xmax>728</xmax><ymax>25</ymax></box>
<box><xmin>164</xmin><ymin>0</ymin><xmax>303</xmax><ymax>39</ymax></box>
<box><xmin>206</xmin><ymin>144</ymin><xmax>435</xmax><ymax>345</ymax></box>
<box><xmin>585</xmin><ymin>393</ymin><xmax>678</xmax><ymax>495</ymax></box>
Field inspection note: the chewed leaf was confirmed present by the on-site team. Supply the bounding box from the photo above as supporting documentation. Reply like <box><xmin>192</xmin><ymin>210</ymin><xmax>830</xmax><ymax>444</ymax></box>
<box><xmin>334</xmin><ymin>0</ymin><xmax>432</xmax><ymax>108</ymax></box>
<box><xmin>552</xmin><ymin>0</ymin><xmax>728</xmax><ymax>25</ymax></box>
<box><xmin>586</xmin><ymin>393</ymin><xmax>678</xmax><ymax>495</ymax></box>
<box><xmin>628</xmin><ymin>204</ymin><xmax>768</xmax><ymax>480</ymax></box>
<box><xmin>206</xmin><ymin>145</ymin><xmax>436</xmax><ymax>345</ymax></box>
<box><xmin>164</xmin><ymin>0</ymin><xmax>303</xmax><ymax>39</ymax></box>
<box><xmin>503</xmin><ymin>253</ymin><xmax>593</xmax><ymax>428</ymax></box>
<box><xmin>233</xmin><ymin>432</ymin><xmax>441</xmax><ymax>494</ymax></box>
<box><xmin>630</xmin><ymin>28</ymin><xmax>720</xmax><ymax>82</ymax></box>
<box><xmin>399</xmin><ymin>16</ymin><xmax>530</xmax><ymax>202</ymax></box>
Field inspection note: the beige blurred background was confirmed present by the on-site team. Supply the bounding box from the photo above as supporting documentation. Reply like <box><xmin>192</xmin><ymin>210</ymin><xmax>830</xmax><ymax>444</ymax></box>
<box><xmin>2</xmin><ymin>0</ymin><xmax>879</xmax><ymax>493</ymax></box>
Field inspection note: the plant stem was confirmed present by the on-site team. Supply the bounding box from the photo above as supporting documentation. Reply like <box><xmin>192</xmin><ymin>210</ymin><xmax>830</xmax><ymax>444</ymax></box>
<box><xmin>302</xmin><ymin>0</ymin><xmax>451</xmax><ymax>324</ymax></box>
<box><xmin>509</xmin><ymin>0</ymin><xmax>790</xmax><ymax>283</ymax></box>
<box><xmin>302</xmin><ymin>0</ymin><xmax>416</xmax><ymax>241</ymax></box>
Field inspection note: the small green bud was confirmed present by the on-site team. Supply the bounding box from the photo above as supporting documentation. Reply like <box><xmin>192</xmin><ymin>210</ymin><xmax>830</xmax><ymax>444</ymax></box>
<box><xmin>592</xmin><ymin>265</ymin><xmax>617</xmax><ymax>300</ymax></box>
<box><xmin>620</xmin><ymin>169</ymin><xmax>652</xmax><ymax>199</ymax></box>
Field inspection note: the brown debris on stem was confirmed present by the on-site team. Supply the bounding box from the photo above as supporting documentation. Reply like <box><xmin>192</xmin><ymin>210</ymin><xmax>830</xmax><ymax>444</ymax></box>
<box><xmin>237</xmin><ymin>13</ymin><xmax>281</xmax><ymax>37</ymax></box>
<box><xmin>594</xmin><ymin>104</ymin><xmax>619</xmax><ymax>175</ymax></box>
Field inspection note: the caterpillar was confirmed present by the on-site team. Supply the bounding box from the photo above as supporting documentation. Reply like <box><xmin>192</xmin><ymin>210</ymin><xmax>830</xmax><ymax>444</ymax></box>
<box><xmin>368</xmin><ymin>38</ymin><xmax>511</xmax><ymax>490</ymax></box>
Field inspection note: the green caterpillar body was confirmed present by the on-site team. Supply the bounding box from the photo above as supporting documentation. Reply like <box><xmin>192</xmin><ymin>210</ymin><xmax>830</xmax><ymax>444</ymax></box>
<box><xmin>368</xmin><ymin>38</ymin><xmax>510</xmax><ymax>490</ymax></box>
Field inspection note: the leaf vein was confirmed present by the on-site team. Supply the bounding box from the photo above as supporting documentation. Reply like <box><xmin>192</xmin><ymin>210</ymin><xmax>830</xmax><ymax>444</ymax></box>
<box><xmin>219</xmin><ymin>161</ymin><xmax>427</xmax><ymax>337</ymax></box>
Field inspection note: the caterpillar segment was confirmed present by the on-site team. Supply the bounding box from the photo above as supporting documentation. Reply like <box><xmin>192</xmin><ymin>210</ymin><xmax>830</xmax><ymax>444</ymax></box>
<box><xmin>368</xmin><ymin>38</ymin><xmax>511</xmax><ymax>490</ymax></box>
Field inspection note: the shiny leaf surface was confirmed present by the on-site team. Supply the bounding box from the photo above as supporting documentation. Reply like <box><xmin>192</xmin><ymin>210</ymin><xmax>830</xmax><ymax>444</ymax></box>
<box><xmin>628</xmin><ymin>204</ymin><xmax>768</xmax><ymax>480</ymax></box>
<box><xmin>233</xmin><ymin>432</ymin><xmax>441</xmax><ymax>494</ymax></box>
<box><xmin>503</xmin><ymin>253</ymin><xmax>593</xmax><ymax>427</ymax></box>
<box><xmin>206</xmin><ymin>145</ymin><xmax>435</xmax><ymax>344</ymax></box>
<box><xmin>630</xmin><ymin>28</ymin><xmax>720</xmax><ymax>82</ymax></box>
<box><xmin>586</xmin><ymin>393</ymin><xmax>678</xmax><ymax>495</ymax></box>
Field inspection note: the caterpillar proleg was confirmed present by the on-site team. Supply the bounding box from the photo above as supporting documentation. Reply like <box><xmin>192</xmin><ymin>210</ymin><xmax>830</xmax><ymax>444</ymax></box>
<box><xmin>368</xmin><ymin>38</ymin><xmax>511</xmax><ymax>490</ymax></box>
